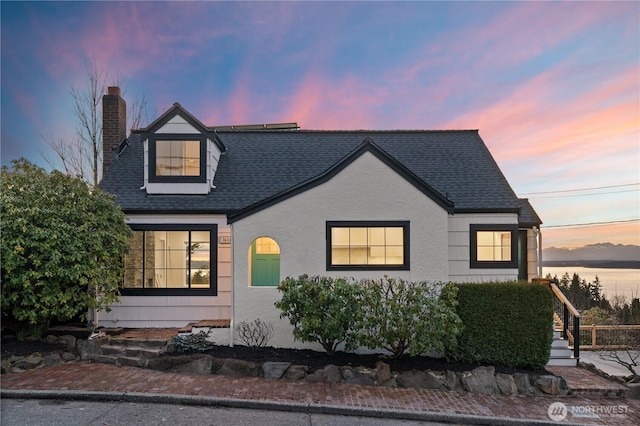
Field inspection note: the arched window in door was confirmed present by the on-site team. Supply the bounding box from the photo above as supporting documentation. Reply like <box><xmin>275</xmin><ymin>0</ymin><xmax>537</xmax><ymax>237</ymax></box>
<box><xmin>249</xmin><ymin>237</ymin><xmax>280</xmax><ymax>287</ymax></box>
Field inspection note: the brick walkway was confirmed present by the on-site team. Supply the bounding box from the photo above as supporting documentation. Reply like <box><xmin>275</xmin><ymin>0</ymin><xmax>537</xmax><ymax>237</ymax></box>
<box><xmin>2</xmin><ymin>362</ymin><xmax>639</xmax><ymax>425</ymax></box>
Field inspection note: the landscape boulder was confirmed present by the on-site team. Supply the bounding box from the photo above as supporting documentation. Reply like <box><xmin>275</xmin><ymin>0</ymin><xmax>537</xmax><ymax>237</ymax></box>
<box><xmin>340</xmin><ymin>366</ymin><xmax>375</xmax><ymax>386</ymax></box>
<box><xmin>284</xmin><ymin>365</ymin><xmax>308</xmax><ymax>381</ymax></box>
<box><xmin>375</xmin><ymin>361</ymin><xmax>392</xmax><ymax>384</ymax></box>
<box><xmin>495</xmin><ymin>373</ymin><xmax>518</xmax><ymax>396</ymax></box>
<box><xmin>262</xmin><ymin>362</ymin><xmax>291</xmax><ymax>380</ymax></box>
<box><xmin>397</xmin><ymin>370</ymin><xmax>444</xmax><ymax>390</ymax></box>
<box><xmin>171</xmin><ymin>355</ymin><xmax>214</xmax><ymax>375</ymax></box>
<box><xmin>461</xmin><ymin>366</ymin><xmax>497</xmax><ymax>395</ymax></box>
<box><xmin>514</xmin><ymin>372</ymin><xmax>537</xmax><ymax>396</ymax></box>
<box><xmin>218</xmin><ymin>358</ymin><xmax>259</xmax><ymax>377</ymax></box>
<box><xmin>535</xmin><ymin>375</ymin><xmax>570</xmax><ymax>396</ymax></box>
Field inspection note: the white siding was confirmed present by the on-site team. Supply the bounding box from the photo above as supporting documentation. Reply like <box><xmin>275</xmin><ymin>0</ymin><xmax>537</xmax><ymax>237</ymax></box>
<box><xmin>143</xmin><ymin>115</ymin><xmax>224</xmax><ymax>194</ymax></box>
<box><xmin>527</xmin><ymin>227</ymin><xmax>540</xmax><ymax>281</ymax></box>
<box><xmin>448</xmin><ymin>213</ymin><xmax>519</xmax><ymax>283</ymax></box>
<box><xmin>98</xmin><ymin>215</ymin><xmax>231</xmax><ymax>328</ymax></box>
<box><xmin>156</xmin><ymin>115</ymin><xmax>201</xmax><ymax>134</ymax></box>
<box><xmin>232</xmin><ymin>151</ymin><xmax>450</xmax><ymax>349</ymax></box>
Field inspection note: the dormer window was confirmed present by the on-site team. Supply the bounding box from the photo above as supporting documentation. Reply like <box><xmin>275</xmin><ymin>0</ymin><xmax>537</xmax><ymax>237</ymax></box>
<box><xmin>149</xmin><ymin>135</ymin><xmax>207</xmax><ymax>183</ymax></box>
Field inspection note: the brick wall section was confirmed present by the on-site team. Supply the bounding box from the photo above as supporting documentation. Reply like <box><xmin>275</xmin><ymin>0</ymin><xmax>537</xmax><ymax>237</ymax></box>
<box><xmin>102</xmin><ymin>86</ymin><xmax>126</xmax><ymax>177</ymax></box>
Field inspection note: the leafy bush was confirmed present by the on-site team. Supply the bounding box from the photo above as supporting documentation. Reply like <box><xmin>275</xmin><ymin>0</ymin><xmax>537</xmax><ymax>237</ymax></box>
<box><xmin>275</xmin><ymin>275</ymin><xmax>363</xmax><ymax>355</ymax></box>
<box><xmin>354</xmin><ymin>278</ymin><xmax>462</xmax><ymax>358</ymax></box>
<box><xmin>1</xmin><ymin>159</ymin><xmax>131</xmax><ymax>338</ymax></box>
<box><xmin>236</xmin><ymin>318</ymin><xmax>274</xmax><ymax>349</ymax></box>
<box><xmin>448</xmin><ymin>282</ymin><xmax>553</xmax><ymax>369</ymax></box>
<box><xmin>171</xmin><ymin>330</ymin><xmax>216</xmax><ymax>353</ymax></box>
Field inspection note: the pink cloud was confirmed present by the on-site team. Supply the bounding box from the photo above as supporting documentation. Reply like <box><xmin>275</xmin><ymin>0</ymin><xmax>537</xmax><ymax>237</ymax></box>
<box><xmin>279</xmin><ymin>72</ymin><xmax>382</xmax><ymax>129</ymax></box>
<box><xmin>543</xmin><ymin>222</ymin><xmax>640</xmax><ymax>248</ymax></box>
<box><xmin>442</xmin><ymin>64</ymin><xmax>639</xmax><ymax>165</ymax></box>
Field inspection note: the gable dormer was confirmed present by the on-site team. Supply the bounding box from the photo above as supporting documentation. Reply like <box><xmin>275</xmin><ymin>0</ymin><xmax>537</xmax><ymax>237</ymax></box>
<box><xmin>136</xmin><ymin>103</ymin><xmax>226</xmax><ymax>195</ymax></box>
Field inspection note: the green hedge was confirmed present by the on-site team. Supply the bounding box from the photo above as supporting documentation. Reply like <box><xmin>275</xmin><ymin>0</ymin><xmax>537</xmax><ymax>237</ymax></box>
<box><xmin>448</xmin><ymin>282</ymin><xmax>554</xmax><ymax>369</ymax></box>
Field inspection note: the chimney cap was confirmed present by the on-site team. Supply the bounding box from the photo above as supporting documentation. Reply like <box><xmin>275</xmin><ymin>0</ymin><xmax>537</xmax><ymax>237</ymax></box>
<box><xmin>107</xmin><ymin>86</ymin><xmax>121</xmax><ymax>96</ymax></box>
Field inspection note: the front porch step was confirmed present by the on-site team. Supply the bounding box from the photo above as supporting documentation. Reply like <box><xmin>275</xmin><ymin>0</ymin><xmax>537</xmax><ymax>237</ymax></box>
<box><xmin>178</xmin><ymin>319</ymin><xmax>230</xmax><ymax>334</ymax></box>
<box><xmin>101</xmin><ymin>344</ymin><xmax>164</xmax><ymax>359</ymax></box>
<box><xmin>108</xmin><ymin>336</ymin><xmax>171</xmax><ymax>349</ymax></box>
<box><xmin>551</xmin><ymin>339</ymin><xmax>571</xmax><ymax>349</ymax></box>
<box><xmin>547</xmin><ymin>356</ymin><xmax>579</xmax><ymax>367</ymax></box>
<box><xmin>547</xmin><ymin>332</ymin><xmax>578</xmax><ymax>367</ymax></box>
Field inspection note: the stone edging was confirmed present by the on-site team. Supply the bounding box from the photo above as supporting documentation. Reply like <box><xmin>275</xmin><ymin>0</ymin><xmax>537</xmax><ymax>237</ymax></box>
<box><xmin>1</xmin><ymin>335</ymin><xmax>570</xmax><ymax>397</ymax></box>
<box><xmin>151</xmin><ymin>353</ymin><xmax>570</xmax><ymax>397</ymax></box>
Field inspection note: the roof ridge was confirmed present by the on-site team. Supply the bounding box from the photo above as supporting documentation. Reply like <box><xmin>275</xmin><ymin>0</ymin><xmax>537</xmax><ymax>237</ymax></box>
<box><xmin>215</xmin><ymin>129</ymin><xmax>479</xmax><ymax>133</ymax></box>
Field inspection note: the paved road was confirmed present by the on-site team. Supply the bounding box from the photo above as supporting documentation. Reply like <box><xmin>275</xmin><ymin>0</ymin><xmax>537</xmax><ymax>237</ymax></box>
<box><xmin>1</xmin><ymin>399</ymin><xmax>455</xmax><ymax>426</ymax></box>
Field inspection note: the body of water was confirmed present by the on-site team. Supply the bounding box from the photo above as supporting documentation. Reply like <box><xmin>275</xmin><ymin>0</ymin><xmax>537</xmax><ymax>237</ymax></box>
<box><xmin>543</xmin><ymin>266</ymin><xmax>640</xmax><ymax>301</ymax></box>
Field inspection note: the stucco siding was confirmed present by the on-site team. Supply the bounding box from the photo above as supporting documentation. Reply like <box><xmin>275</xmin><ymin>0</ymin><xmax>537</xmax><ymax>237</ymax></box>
<box><xmin>232</xmin><ymin>151</ymin><xmax>450</xmax><ymax>349</ymax></box>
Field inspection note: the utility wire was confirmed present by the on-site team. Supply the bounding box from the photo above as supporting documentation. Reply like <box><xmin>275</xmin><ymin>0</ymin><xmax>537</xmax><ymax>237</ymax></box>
<box><xmin>543</xmin><ymin>218</ymin><xmax>640</xmax><ymax>229</ymax></box>
<box><xmin>520</xmin><ymin>183</ymin><xmax>639</xmax><ymax>196</ymax></box>
<box><xmin>527</xmin><ymin>189</ymin><xmax>639</xmax><ymax>199</ymax></box>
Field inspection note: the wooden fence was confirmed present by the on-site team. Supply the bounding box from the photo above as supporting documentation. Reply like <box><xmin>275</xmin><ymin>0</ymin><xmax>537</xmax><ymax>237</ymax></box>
<box><xmin>579</xmin><ymin>325</ymin><xmax>640</xmax><ymax>350</ymax></box>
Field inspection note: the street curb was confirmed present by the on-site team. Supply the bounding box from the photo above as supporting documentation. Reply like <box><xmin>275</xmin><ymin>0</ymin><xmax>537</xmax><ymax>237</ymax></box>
<box><xmin>1</xmin><ymin>389</ymin><xmax>580</xmax><ymax>426</ymax></box>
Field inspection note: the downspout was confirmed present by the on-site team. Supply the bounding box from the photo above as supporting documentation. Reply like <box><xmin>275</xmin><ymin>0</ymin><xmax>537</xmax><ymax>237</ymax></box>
<box><xmin>537</xmin><ymin>226</ymin><xmax>543</xmax><ymax>278</ymax></box>
<box><xmin>229</xmin><ymin>222</ymin><xmax>235</xmax><ymax>347</ymax></box>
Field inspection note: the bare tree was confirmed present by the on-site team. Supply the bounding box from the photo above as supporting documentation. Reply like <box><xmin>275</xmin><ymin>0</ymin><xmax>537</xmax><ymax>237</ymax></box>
<box><xmin>44</xmin><ymin>60</ymin><xmax>151</xmax><ymax>186</ymax></box>
<box><xmin>598</xmin><ymin>332</ymin><xmax>640</xmax><ymax>383</ymax></box>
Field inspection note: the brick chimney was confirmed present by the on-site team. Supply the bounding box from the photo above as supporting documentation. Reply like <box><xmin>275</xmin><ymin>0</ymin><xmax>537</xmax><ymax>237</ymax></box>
<box><xmin>102</xmin><ymin>86</ymin><xmax>126</xmax><ymax>176</ymax></box>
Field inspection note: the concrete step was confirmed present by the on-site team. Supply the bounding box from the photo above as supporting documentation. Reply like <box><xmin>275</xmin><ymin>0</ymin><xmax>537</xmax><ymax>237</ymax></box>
<box><xmin>550</xmin><ymin>348</ymin><xmax>573</xmax><ymax>358</ymax></box>
<box><xmin>551</xmin><ymin>339</ymin><xmax>570</xmax><ymax>349</ymax></box>
<box><xmin>547</xmin><ymin>357</ymin><xmax>578</xmax><ymax>367</ymax></box>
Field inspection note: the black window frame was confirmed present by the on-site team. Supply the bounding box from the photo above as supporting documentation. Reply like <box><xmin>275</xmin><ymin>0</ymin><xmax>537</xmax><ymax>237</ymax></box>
<box><xmin>326</xmin><ymin>221</ymin><xmax>410</xmax><ymax>271</ymax></box>
<box><xmin>121</xmin><ymin>224</ymin><xmax>218</xmax><ymax>296</ymax></box>
<box><xmin>148</xmin><ymin>134</ymin><xmax>207</xmax><ymax>183</ymax></box>
<box><xmin>469</xmin><ymin>224</ymin><xmax>518</xmax><ymax>269</ymax></box>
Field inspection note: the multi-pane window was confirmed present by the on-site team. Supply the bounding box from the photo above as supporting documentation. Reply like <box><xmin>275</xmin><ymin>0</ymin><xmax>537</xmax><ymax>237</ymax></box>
<box><xmin>148</xmin><ymin>136</ymin><xmax>206</xmax><ymax>183</ymax></box>
<box><xmin>155</xmin><ymin>140</ymin><xmax>201</xmax><ymax>177</ymax></box>
<box><xmin>255</xmin><ymin>237</ymin><xmax>280</xmax><ymax>254</ymax></box>
<box><xmin>476</xmin><ymin>231</ymin><xmax>512</xmax><ymax>261</ymax></box>
<box><xmin>470</xmin><ymin>224</ymin><xmax>518</xmax><ymax>268</ymax></box>
<box><xmin>123</xmin><ymin>226</ymin><xmax>216</xmax><ymax>295</ymax></box>
<box><xmin>326</xmin><ymin>221</ymin><xmax>409</xmax><ymax>270</ymax></box>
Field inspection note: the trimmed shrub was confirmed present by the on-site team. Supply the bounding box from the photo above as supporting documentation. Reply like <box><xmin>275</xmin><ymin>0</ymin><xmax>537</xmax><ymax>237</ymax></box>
<box><xmin>354</xmin><ymin>278</ymin><xmax>463</xmax><ymax>358</ymax></box>
<box><xmin>448</xmin><ymin>282</ymin><xmax>554</xmax><ymax>369</ymax></box>
<box><xmin>171</xmin><ymin>330</ymin><xmax>216</xmax><ymax>353</ymax></box>
<box><xmin>275</xmin><ymin>275</ymin><xmax>363</xmax><ymax>355</ymax></box>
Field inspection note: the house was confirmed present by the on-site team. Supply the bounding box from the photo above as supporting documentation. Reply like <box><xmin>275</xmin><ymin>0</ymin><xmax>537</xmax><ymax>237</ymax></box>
<box><xmin>99</xmin><ymin>87</ymin><xmax>542</xmax><ymax>349</ymax></box>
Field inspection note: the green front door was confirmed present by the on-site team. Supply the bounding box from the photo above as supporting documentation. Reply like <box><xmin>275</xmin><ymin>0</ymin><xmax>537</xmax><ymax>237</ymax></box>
<box><xmin>250</xmin><ymin>238</ymin><xmax>280</xmax><ymax>287</ymax></box>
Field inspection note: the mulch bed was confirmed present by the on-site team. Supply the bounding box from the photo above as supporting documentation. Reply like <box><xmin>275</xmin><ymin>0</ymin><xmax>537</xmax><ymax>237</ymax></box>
<box><xmin>1</xmin><ymin>337</ymin><xmax>65</xmax><ymax>359</ymax></box>
<box><xmin>196</xmin><ymin>344</ymin><xmax>547</xmax><ymax>375</ymax></box>
<box><xmin>2</xmin><ymin>331</ymin><xmax>548</xmax><ymax>376</ymax></box>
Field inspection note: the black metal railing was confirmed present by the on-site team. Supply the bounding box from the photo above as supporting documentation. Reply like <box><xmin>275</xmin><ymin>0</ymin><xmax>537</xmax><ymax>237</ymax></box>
<box><xmin>549</xmin><ymin>281</ymin><xmax>580</xmax><ymax>361</ymax></box>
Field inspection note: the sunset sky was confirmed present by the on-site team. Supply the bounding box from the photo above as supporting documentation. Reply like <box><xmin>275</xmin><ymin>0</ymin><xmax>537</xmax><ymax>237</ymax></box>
<box><xmin>1</xmin><ymin>1</ymin><xmax>638</xmax><ymax>249</ymax></box>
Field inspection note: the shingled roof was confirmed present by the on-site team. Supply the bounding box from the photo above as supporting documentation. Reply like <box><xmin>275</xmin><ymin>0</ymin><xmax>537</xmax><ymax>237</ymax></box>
<box><xmin>100</xmin><ymin>128</ymin><xmax>540</xmax><ymax>226</ymax></box>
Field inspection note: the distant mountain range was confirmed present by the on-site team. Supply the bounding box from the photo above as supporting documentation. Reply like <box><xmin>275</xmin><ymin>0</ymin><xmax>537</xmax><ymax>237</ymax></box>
<box><xmin>543</xmin><ymin>243</ymin><xmax>640</xmax><ymax>268</ymax></box>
